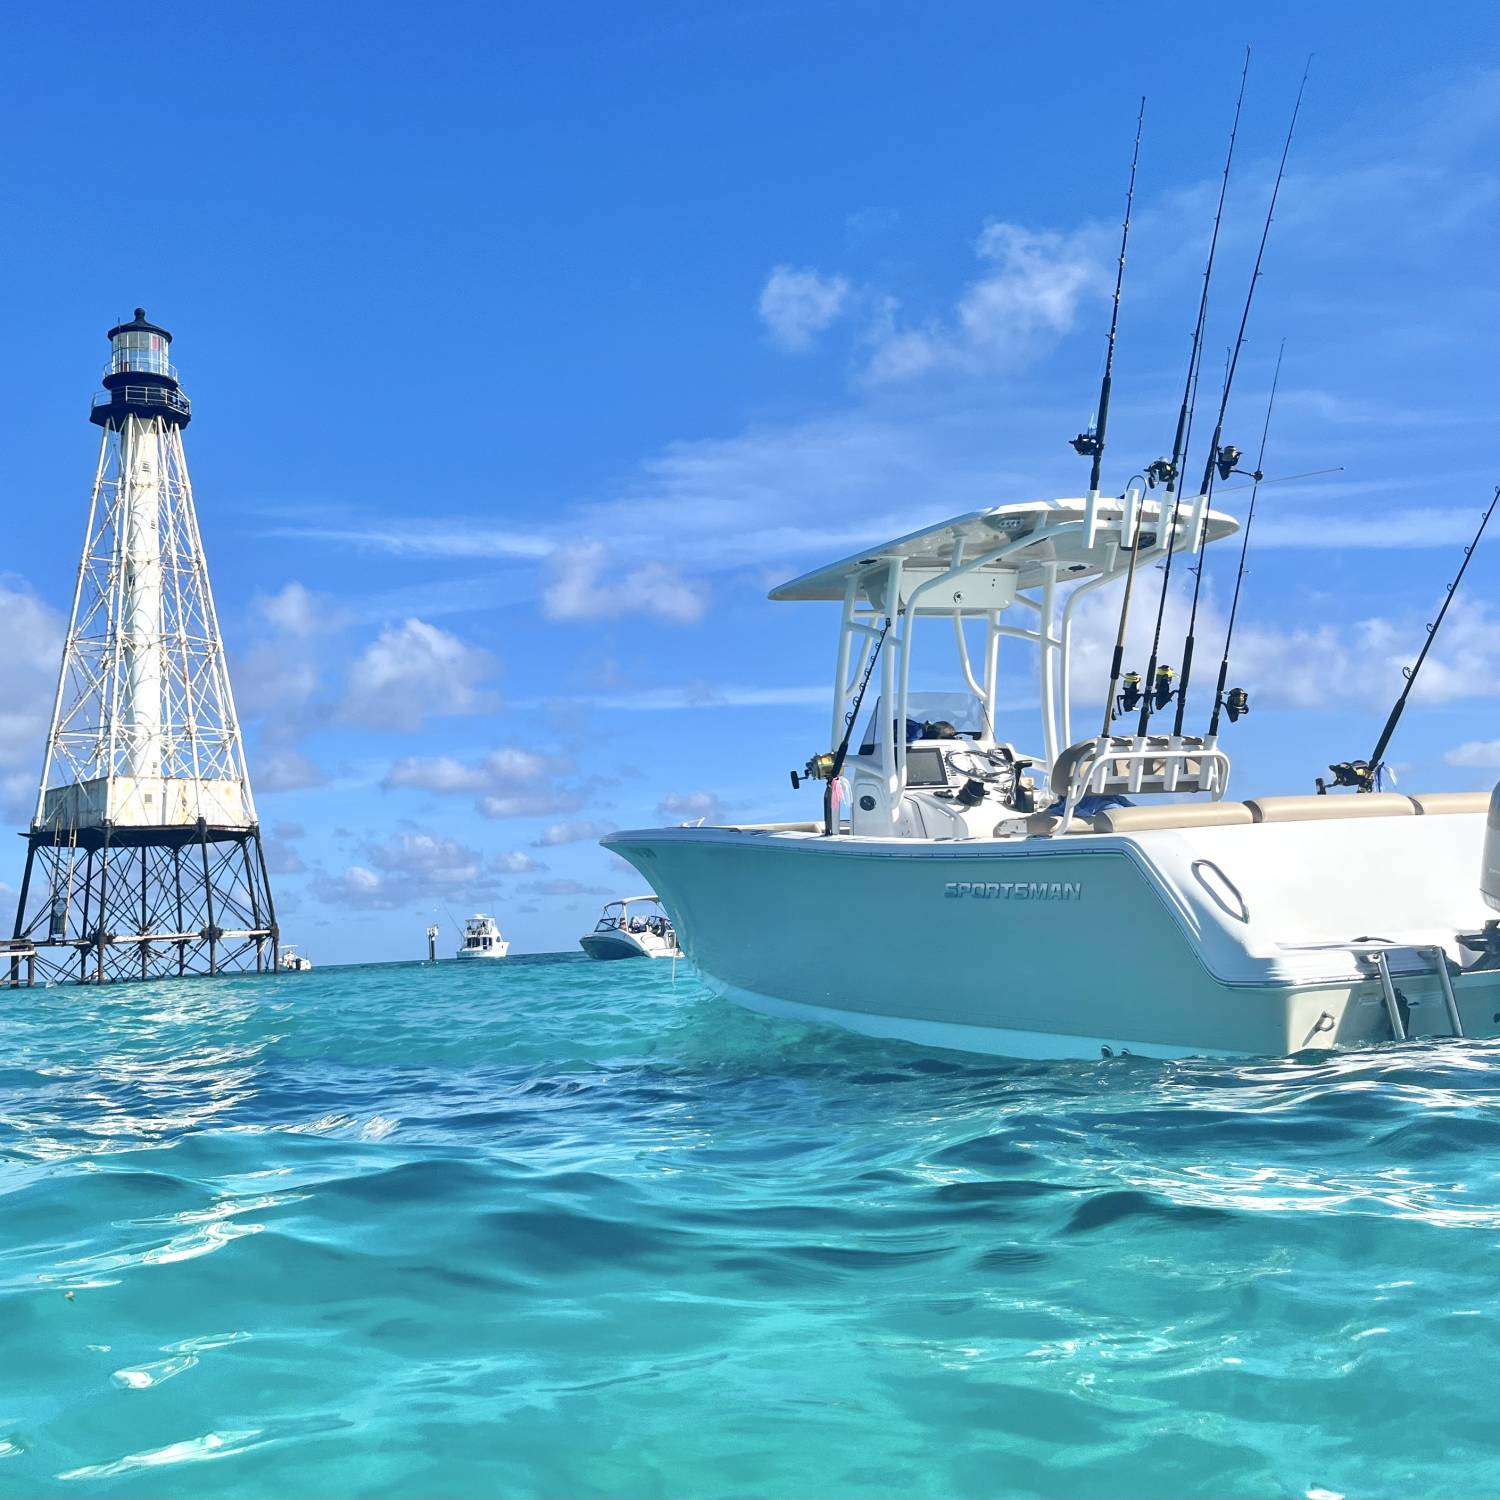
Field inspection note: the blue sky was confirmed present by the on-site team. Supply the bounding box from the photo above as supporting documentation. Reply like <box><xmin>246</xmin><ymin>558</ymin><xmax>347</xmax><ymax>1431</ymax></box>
<box><xmin>4</xmin><ymin>2</ymin><xmax>1499</xmax><ymax>959</ymax></box>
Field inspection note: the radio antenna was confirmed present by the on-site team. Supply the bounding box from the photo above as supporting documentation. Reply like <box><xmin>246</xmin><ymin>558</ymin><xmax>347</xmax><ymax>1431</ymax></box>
<box><xmin>1207</xmin><ymin>339</ymin><xmax>1285</xmax><ymax>737</ymax></box>
<box><xmin>1174</xmin><ymin>58</ymin><xmax>1311</xmax><ymax>735</ymax></box>
<box><xmin>1135</xmin><ymin>49</ymin><xmax>1249</xmax><ymax>736</ymax></box>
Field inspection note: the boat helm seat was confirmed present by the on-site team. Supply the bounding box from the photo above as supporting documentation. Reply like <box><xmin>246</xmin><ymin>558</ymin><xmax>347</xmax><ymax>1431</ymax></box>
<box><xmin>1246</xmin><ymin>792</ymin><xmax>1414</xmax><ymax>823</ymax></box>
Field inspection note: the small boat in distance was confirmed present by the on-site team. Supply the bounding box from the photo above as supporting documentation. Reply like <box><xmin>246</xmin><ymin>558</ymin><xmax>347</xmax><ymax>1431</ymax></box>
<box><xmin>280</xmin><ymin>945</ymin><xmax>312</xmax><ymax>972</ymax></box>
<box><xmin>580</xmin><ymin>897</ymin><xmax>681</xmax><ymax>961</ymax></box>
<box><xmin>455</xmin><ymin>914</ymin><xmax>510</xmax><ymax>960</ymax></box>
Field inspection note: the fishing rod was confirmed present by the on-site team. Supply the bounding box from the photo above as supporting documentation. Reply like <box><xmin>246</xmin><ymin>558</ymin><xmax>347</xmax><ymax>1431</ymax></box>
<box><xmin>1071</xmin><ymin>96</ymin><xmax>1145</xmax><ymax>501</ymax></box>
<box><xmin>791</xmin><ymin>617</ymin><xmax>891</xmax><ymax>834</ymax></box>
<box><xmin>1321</xmin><ymin>486</ymin><xmax>1500</xmax><ymax>794</ymax></box>
<box><xmin>1099</xmin><ymin>476</ymin><xmax>1149</xmax><ymax>736</ymax></box>
<box><xmin>1173</xmin><ymin>58</ymin><xmax>1311</xmax><ymax>736</ymax></box>
<box><xmin>1134</xmin><ymin>48</ymin><xmax>1250</xmax><ymax>737</ymax></box>
<box><xmin>1207</xmin><ymin>339</ymin><xmax>1285</xmax><ymax>737</ymax></box>
<box><xmin>1214</xmin><ymin>464</ymin><xmax>1342</xmax><ymax>494</ymax></box>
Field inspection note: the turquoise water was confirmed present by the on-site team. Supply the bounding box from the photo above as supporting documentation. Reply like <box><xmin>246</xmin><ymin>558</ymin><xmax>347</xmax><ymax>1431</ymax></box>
<box><xmin>4</xmin><ymin>955</ymin><xmax>1500</xmax><ymax>1498</ymax></box>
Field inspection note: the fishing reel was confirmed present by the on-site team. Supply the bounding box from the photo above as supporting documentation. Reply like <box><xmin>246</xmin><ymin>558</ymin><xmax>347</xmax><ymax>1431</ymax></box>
<box><xmin>1115</xmin><ymin>670</ymin><xmax>1143</xmax><ymax>718</ymax></box>
<box><xmin>1316</xmin><ymin>760</ymin><xmax>1375</xmax><ymax>795</ymax></box>
<box><xmin>1145</xmin><ymin>457</ymin><xmax>1176</xmax><ymax>489</ymax></box>
<box><xmin>1070</xmin><ymin>427</ymin><xmax>1102</xmax><ymax>459</ymax></box>
<box><xmin>1214</xmin><ymin>443</ymin><xmax>1264</xmax><ymax>484</ymax></box>
<box><xmin>789</xmin><ymin>751</ymin><xmax>836</xmax><ymax>790</ymax></box>
<box><xmin>1221</xmin><ymin>686</ymin><xmax>1250</xmax><ymax>724</ymax></box>
<box><xmin>1151</xmin><ymin>665</ymin><xmax>1177</xmax><ymax>711</ymax></box>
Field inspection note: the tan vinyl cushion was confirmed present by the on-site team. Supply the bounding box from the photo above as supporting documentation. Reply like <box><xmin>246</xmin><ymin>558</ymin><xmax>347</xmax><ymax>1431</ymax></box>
<box><xmin>1409</xmin><ymin>791</ymin><xmax>1491</xmax><ymax>816</ymax></box>
<box><xmin>1091</xmin><ymin>801</ymin><xmax>1255</xmax><ymax>833</ymax></box>
<box><xmin>1023</xmin><ymin>813</ymin><xmax>1092</xmax><ymax>836</ymax></box>
<box><xmin>1246</xmin><ymin>792</ymin><xmax>1415</xmax><ymax>823</ymax></box>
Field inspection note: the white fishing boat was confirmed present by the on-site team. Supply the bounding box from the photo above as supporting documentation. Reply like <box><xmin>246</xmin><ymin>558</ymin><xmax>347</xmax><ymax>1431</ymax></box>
<box><xmin>455</xmin><ymin>914</ymin><xmax>510</xmax><ymax>960</ymax></box>
<box><xmin>279</xmin><ymin>945</ymin><xmax>312</xmax><ymax>972</ymax></box>
<box><xmin>579</xmin><ymin>897</ymin><xmax>682</xmax><ymax>961</ymax></box>
<box><xmin>606</xmin><ymin>493</ymin><xmax>1500</xmax><ymax>1060</ymax></box>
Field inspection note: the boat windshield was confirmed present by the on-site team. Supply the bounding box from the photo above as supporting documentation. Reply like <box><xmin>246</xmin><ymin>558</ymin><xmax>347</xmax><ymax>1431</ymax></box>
<box><xmin>857</xmin><ymin>692</ymin><xmax>988</xmax><ymax>755</ymax></box>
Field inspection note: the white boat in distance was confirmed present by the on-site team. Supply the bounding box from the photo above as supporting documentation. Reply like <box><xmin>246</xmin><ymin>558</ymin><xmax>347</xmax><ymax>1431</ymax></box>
<box><xmin>455</xmin><ymin>914</ymin><xmax>510</xmax><ymax>960</ymax></box>
<box><xmin>607</xmin><ymin>495</ymin><xmax>1500</xmax><ymax>1060</ymax></box>
<box><xmin>279</xmin><ymin>945</ymin><xmax>312</xmax><ymax>972</ymax></box>
<box><xmin>580</xmin><ymin>897</ymin><xmax>682</xmax><ymax>961</ymax></box>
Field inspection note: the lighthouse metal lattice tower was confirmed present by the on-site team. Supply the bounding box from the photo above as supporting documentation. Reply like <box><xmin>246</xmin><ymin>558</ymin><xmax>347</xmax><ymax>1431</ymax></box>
<box><xmin>9</xmin><ymin>310</ymin><xmax>277</xmax><ymax>984</ymax></box>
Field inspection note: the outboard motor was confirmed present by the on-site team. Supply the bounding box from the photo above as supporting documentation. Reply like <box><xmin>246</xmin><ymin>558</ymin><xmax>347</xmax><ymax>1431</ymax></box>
<box><xmin>1459</xmin><ymin>781</ymin><xmax>1500</xmax><ymax>970</ymax></box>
<box><xmin>1484</xmin><ymin>781</ymin><xmax>1500</xmax><ymax>914</ymax></box>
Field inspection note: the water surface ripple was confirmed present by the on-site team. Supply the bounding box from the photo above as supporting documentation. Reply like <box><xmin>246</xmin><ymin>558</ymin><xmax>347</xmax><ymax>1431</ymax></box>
<box><xmin>3</xmin><ymin>955</ymin><xmax>1499</xmax><ymax>1498</ymax></box>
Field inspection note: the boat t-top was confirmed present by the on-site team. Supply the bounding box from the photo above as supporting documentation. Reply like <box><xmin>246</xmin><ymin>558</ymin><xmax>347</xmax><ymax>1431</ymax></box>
<box><xmin>607</xmin><ymin>492</ymin><xmax>1500</xmax><ymax>1059</ymax></box>
<box><xmin>455</xmin><ymin>914</ymin><xmax>510</xmax><ymax>960</ymax></box>
<box><xmin>579</xmin><ymin>897</ymin><xmax>682</xmax><ymax>961</ymax></box>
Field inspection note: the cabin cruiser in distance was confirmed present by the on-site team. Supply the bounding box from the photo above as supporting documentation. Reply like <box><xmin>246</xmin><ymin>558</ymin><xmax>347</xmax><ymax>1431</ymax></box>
<box><xmin>279</xmin><ymin>945</ymin><xmax>312</xmax><ymax>972</ymax></box>
<box><xmin>580</xmin><ymin>897</ymin><xmax>682</xmax><ymax>960</ymax></box>
<box><xmin>455</xmin><ymin>914</ymin><xmax>510</xmax><ymax>960</ymax></box>
<box><xmin>606</xmin><ymin>494</ymin><xmax>1500</xmax><ymax>1060</ymax></box>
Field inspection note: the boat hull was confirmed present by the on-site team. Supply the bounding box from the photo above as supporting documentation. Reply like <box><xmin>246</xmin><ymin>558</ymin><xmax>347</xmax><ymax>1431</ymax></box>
<box><xmin>580</xmin><ymin>930</ymin><xmax>650</xmax><ymax>960</ymax></box>
<box><xmin>455</xmin><ymin>945</ymin><xmax>510</xmax><ymax>960</ymax></box>
<box><xmin>604</xmin><ymin>818</ymin><xmax>1500</xmax><ymax>1059</ymax></box>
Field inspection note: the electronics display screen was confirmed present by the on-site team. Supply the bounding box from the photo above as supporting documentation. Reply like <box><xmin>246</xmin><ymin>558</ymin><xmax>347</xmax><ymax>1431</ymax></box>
<box><xmin>905</xmin><ymin>748</ymin><xmax>948</xmax><ymax>787</ymax></box>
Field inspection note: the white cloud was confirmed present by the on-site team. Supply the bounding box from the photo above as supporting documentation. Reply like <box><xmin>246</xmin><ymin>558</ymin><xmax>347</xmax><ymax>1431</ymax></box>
<box><xmin>312</xmin><ymin>828</ymin><xmax>511</xmax><ymax>910</ymax></box>
<box><xmin>477</xmin><ymin>790</ymin><xmax>585</xmax><ymax>820</ymax></box>
<box><xmin>0</xmin><ymin>578</ymin><xmax>64</xmax><ymax>821</ymax></box>
<box><xmin>531</xmin><ymin>820</ymin><xmax>612</xmax><ymax>847</ymax></box>
<box><xmin>758</xmin><ymin>265</ymin><xmax>851</xmax><ymax>351</ymax></box>
<box><xmin>1060</xmin><ymin>579</ymin><xmax>1500</xmax><ymax>722</ymax></box>
<box><xmin>383</xmin><ymin>747</ymin><xmax>551</xmax><ymax>796</ymax></box>
<box><xmin>542</xmin><ymin>542</ymin><xmax>707</xmax><ymax>624</ymax></box>
<box><xmin>1446</xmin><ymin>740</ymin><xmax>1500</xmax><ymax>768</ymax></box>
<box><xmin>254</xmin><ymin>742</ymin><xmax>328</xmax><ymax>793</ymax></box>
<box><xmin>340</xmin><ymin>619</ymin><xmax>498</xmax><ymax>731</ymax></box>
<box><xmin>495</xmin><ymin>850</ymin><xmax>546</xmax><ymax>873</ymax></box>
<box><xmin>382</xmin><ymin>745</ymin><xmax>586</xmax><ymax>821</ymax></box>
<box><xmin>254</xmin><ymin>581</ymin><xmax>339</xmax><ymax>637</ymax></box>
<box><xmin>863</xmin><ymin>222</ymin><xmax>1101</xmax><ymax>384</ymax></box>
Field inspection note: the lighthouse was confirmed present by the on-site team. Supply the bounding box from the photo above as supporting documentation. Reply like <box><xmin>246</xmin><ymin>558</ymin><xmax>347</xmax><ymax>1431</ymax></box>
<box><xmin>9</xmin><ymin>310</ymin><xmax>277</xmax><ymax>983</ymax></box>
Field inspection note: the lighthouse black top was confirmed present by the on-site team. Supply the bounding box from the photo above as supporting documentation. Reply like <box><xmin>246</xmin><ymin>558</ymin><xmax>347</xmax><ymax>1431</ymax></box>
<box><xmin>91</xmin><ymin>307</ymin><xmax>192</xmax><ymax>428</ymax></box>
